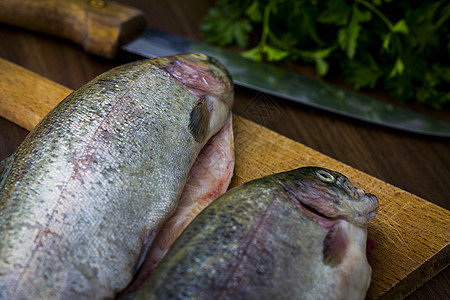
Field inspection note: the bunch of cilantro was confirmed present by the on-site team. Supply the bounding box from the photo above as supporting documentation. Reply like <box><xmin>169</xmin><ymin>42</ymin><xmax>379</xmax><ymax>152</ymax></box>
<box><xmin>201</xmin><ymin>0</ymin><xmax>450</xmax><ymax>108</ymax></box>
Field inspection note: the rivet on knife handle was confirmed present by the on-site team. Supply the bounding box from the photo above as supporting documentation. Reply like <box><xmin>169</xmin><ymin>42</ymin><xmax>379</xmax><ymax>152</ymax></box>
<box><xmin>0</xmin><ymin>0</ymin><xmax>148</xmax><ymax>58</ymax></box>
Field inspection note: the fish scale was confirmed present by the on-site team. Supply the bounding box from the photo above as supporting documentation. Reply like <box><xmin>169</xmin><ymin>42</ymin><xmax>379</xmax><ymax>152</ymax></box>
<box><xmin>0</xmin><ymin>54</ymin><xmax>234</xmax><ymax>299</ymax></box>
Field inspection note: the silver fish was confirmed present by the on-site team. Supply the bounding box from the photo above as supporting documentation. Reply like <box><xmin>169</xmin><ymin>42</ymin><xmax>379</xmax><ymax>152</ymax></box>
<box><xmin>0</xmin><ymin>53</ymin><xmax>234</xmax><ymax>299</ymax></box>
<box><xmin>123</xmin><ymin>167</ymin><xmax>379</xmax><ymax>300</ymax></box>
<box><xmin>122</xmin><ymin>114</ymin><xmax>235</xmax><ymax>295</ymax></box>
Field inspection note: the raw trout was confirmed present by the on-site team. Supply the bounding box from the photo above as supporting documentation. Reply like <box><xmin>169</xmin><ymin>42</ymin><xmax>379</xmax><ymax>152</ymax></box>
<box><xmin>122</xmin><ymin>115</ymin><xmax>234</xmax><ymax>294</ymax></box>
<box><xmin>0</xmin><ymin>53</ymin><xmax>234</xmax><ymax>299</ymax></box>
<box><xmin>123</xmin><ymin>167</ymin><xmax>379</xmax><ymax>300</ymax></box>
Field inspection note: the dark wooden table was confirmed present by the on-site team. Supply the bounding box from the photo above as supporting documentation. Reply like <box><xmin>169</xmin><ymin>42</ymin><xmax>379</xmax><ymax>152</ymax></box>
<box><xmin>0</xmin><ymin>1</ymin><xmax>448</xmax><ymax>299</ymax></box>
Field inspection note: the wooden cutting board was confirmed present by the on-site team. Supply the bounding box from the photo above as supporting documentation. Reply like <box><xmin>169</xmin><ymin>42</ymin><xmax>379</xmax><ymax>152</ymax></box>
<box><xmin>0</xmin><ymin>58</ymin><xmax>448</xmax><ymax>299</ymax></box>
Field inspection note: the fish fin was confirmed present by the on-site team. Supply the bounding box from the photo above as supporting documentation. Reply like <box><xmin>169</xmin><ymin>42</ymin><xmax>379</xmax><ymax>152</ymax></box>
<box><xmin>323</xmin><ymin>221</ymin><xmax>348</xmax><ymax>267</ymax></box>
<box><xmin>189</xmin><ymin>96</ymin><xmax>211</xmax><ymax>143</ymax></box>
<box><xmin>0</xmin><ymin>155</ymin><xmax>14</xmax><ymax>189</ymax></box>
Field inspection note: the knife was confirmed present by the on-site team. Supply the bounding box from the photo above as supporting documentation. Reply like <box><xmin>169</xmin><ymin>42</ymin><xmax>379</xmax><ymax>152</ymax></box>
<box><xmin>1</xmin><ymin>0</ymin><xmax>449</xmax><ymax>137</ymax></box>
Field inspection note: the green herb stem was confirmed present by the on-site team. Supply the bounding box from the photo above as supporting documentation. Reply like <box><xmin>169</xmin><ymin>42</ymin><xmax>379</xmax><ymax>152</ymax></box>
<box><xmin>356</xmin><ymin>0</ymin><xmax>393</xmax><ymax>30</ymax></box>
<box><xmin>259</xmin><ymin>3</ymin><xmax>272</xmax><ymax>47</ymax></box>
<box><xmin>267</xmin><ymin>30</ymin><xmax>288</xmax><ymax>50</ymax></box>
<box><xmin>435</xmin><ymin>5</ymin><xmax>450</xmax><ymax>30</ymax></box>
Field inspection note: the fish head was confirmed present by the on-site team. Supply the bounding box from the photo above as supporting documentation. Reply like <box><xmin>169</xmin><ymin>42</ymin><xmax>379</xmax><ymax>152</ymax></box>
<box><xmin>279</xmin><ymin>167</ymin><xmax>379</xmax><ymax>227</ymax></box>
<box><xmin>153</xmin><ymin>53</ymin><xmax>234</xmax><ymax>143</ymax></box>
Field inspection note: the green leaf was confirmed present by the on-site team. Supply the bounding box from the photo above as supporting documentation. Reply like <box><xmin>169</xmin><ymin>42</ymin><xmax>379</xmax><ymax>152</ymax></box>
<box><xmin>388</xmin><ymin>57</ymin><xmax>405</xmax><ymax>77</ymax></box>
<box><xmin>246</xmin><ymin>1</ymin><xmax>262</xmax><ymax>22</ymax></box>
<box><xmin>337</xmin><ymin>5</ymin><xmax>372</xmax><ymax>59</ymax></box>
<box><xmin>241</xmin><ymin>46</ymin><xmax>263</xmax><ymax>62</ymax></box>
<box><xmin>404</xmin><ymin>2</ymin><xmax>443</xmax><ymax>51</ymax></box>
<box><xmin>392</xmin><ymin>19</ymin><xmax>409</xmax><ymax>33</ymax></box>
<box><xmin>353</xmin><ymin>5</ymin><xmax>372</xmax><ymax>22</ymax></box>
<box><xmin>284</xmin><ymin>2</ymin><xmax>325</xmax><ymax>46</ymax></box>
<box><xmin>317</xmin><ymin>0</ymin><xmax>351</xmax><ymax>26</ymax></box>
<box><xmin>293</xmin><ymin>47</ymin><xmax>335</xmax><ymax>76</ymax></box>
<box><xmin>262</xmin><ymin>45</ymin><xmax>289</xmax><ymax>62</ymax></box>
<box><xmin>438</xmin><ymin>65</ymin><xmax>450</xmax><ymax>82</ymax></box>
<box><xmin>413</xmin><ymin>64</ymin><xmax>450</xmax><ymax>108</ymax></box>
<box><xmin>382</xmin><ymin>32</ymin><xmax>391</xmax><ymax>51</ymax></box>
<box><xmin>384</xmin><ymin>73</ymin><xmax>415</xmax><ymax>101</ymax></box>
<box><xmin>416</xmin><ymin>87</ymin><xmax>450</xmax><ymax>109</ymax></box>
<box><xmin>315</xmin><ymin>57</ymin><xmax>330</xmax><ymax>76</ymax></box>
<box><xmin>233</xmin><ymin>19</ymin><xmax>252</xmax><ymax>48</ymax></box>
<box><xmin>338</xmin><ymin>24</ymin><xmax>360</xmax><ymax>59</ymax></box>
<box><xmin>201</xmin><ymin>7</ymin><xmax>252</xmax><ymax>48</ymax></box>
<box><xmin>313</xmin><ymin>47</ymin><xmax>335</xmax><ymax>59</ymax></box>
<box><xmin>343</xmin><ymin>55</ymin><xmax>384</xmax><ymax>89</ymax></box>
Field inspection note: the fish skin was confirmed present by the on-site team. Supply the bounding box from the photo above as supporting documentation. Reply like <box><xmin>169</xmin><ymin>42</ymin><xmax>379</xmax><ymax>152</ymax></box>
<box><xmin>123</xmin><ymin>167</ymin><xmax>379</xmax><ymax>300</ymax></box>
<box><xmin>119</xmin><ymin>115</ymin><xmax>234</xmax><ymax>296</ymax></box>
<box><xmin>0</xmin><ymin>53</ymin><xmax>233</xmax><ymax>299</ymax></box>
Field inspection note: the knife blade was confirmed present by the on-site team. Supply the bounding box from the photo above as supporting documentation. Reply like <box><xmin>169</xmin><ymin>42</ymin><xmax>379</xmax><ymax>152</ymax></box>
<box><xmin>0</xmin><ymin>0</ymin><xmax>449</xmax><ymax>137</ymax></box>
<box><xmin>124</xmin><ymin>28</ymin><xmax>450</xmax><ymax>138</ymax></box>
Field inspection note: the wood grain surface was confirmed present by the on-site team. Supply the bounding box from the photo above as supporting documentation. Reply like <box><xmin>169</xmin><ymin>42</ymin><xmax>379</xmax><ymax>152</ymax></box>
<box><xmin>0</xmin><ymin>0</ymin><xmax>449</xmax><ymax>299</ymax></box>
<box><xmin>0</xmin><ymin>58</ymin><xmax>72</xmax><ymax>130</ymax></box>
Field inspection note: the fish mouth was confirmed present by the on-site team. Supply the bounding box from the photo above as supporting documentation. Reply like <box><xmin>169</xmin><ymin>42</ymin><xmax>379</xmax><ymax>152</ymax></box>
<box><xmin>341</xmin><ymin>180</ymin><xmax>379</xmax><ymax>224</ymax></box>
<box><xmin>292</xmin><ymin>187</ymin><xmax>378</xmax><ymax>230</ymax></box>
<box><xmin>295</xmin><ymin>199</ymin><xmax>338</xmax><ymax>231</ymax></box>
<box><xmin>360</xmin><ymin>192</ymin><xmax>379</xmax><ymax>222</ymax></box>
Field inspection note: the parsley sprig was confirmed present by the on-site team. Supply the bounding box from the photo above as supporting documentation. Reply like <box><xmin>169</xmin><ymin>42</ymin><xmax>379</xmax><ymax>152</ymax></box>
<box><xmin>201</xmin><ymin>0</ymin><xmax>450</xmax><ymax>108</ymax></box>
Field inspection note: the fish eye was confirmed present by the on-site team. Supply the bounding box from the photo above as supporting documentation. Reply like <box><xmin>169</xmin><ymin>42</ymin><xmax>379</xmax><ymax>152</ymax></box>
<box><xmin>316</xmin><ymin>169</ymin><xmax>335</xmax><ymax>183</ymax></box>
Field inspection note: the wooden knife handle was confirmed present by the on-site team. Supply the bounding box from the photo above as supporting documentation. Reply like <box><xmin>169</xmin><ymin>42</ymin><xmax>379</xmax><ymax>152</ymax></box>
<box><xmin>0</xmin><ymin>58</ymin><xmax>73</xmax><ymax>131</ymax></box>
<box><xmin>0</xmin><ymin>0</ymin><xmax>148</xmax><ymax>58</ymax></box>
